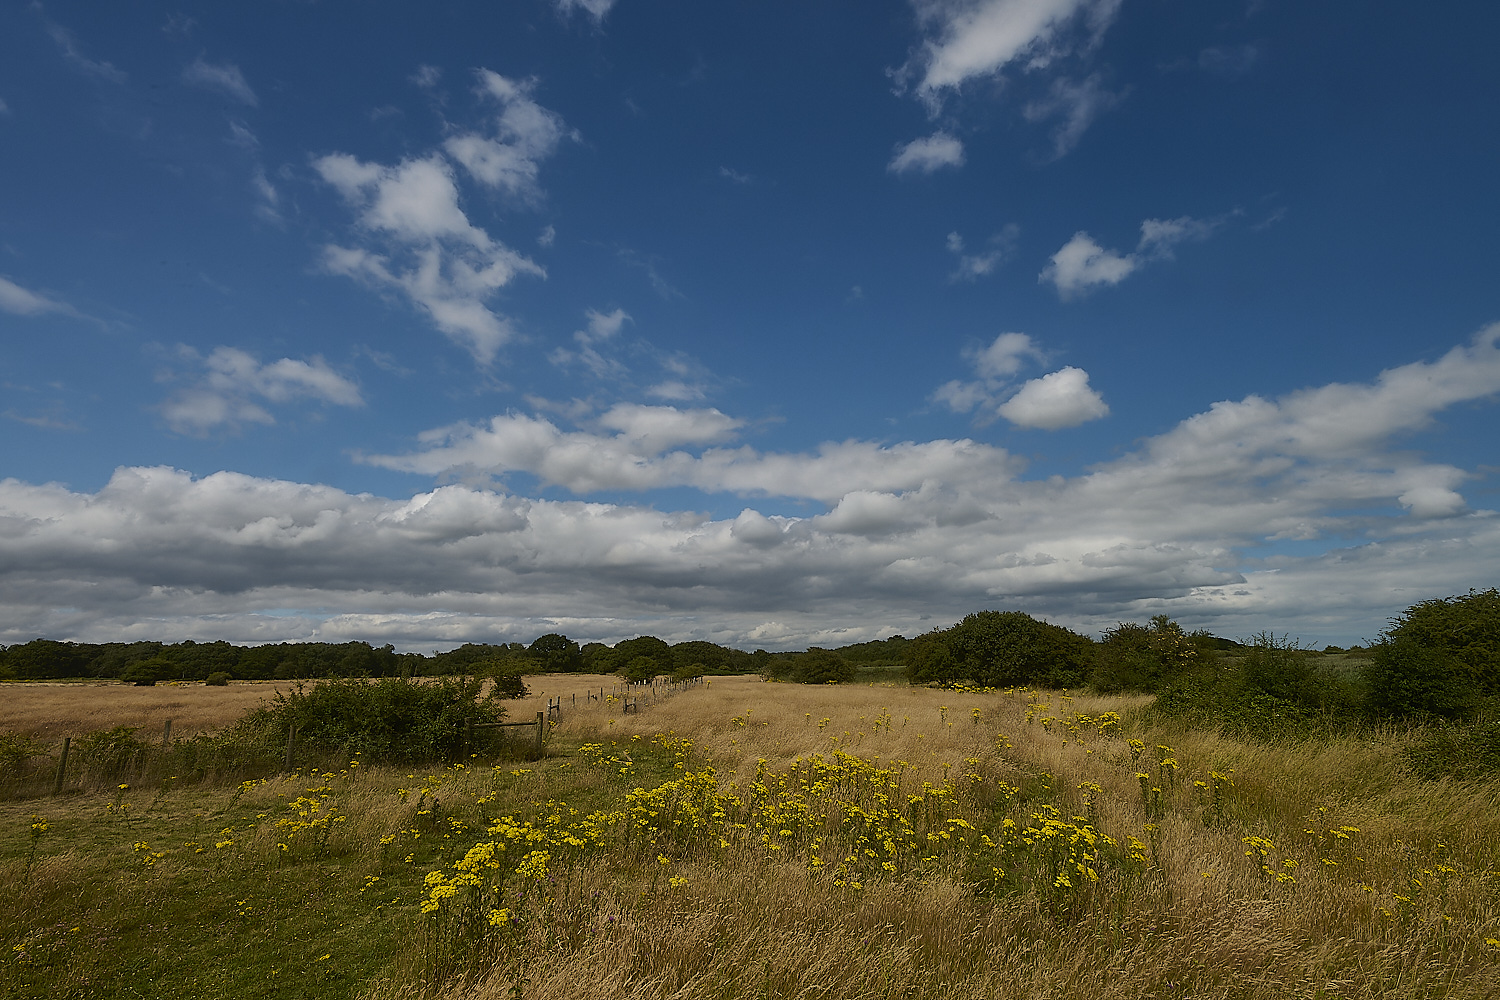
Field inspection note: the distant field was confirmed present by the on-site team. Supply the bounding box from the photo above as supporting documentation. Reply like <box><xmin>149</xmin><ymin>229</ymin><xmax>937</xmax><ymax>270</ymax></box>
<box><xmin>0</xmin><ymin>673</ymin><xmax>673</xmax><ymax>741</ymax></box>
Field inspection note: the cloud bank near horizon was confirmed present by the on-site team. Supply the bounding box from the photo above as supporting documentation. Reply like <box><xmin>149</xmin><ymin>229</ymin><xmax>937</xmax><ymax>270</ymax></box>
<box><xmin>4</xmin><ymin>325</ymin><xmax>1495</xmax><ymax>651</ymax></box>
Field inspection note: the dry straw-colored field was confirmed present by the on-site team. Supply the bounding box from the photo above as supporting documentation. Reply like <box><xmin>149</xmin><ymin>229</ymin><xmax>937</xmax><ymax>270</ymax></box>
<box><xmin>3</xmin><ymin>674</ymin><xmax>1498</xmax><ymax>999</ymax></box>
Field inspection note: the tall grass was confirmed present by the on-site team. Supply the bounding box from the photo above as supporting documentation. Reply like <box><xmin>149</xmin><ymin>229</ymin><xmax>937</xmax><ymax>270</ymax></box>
<box><xmin>2</xmin><ymin>675</ymin><xmax>1497</xmax><ymax>998</ymax></box>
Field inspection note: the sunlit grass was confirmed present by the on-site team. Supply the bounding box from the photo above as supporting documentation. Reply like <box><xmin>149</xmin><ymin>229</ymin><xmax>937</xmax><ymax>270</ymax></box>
<box><xmin>3</xmin><ymin>674</ymin><xmax>1498</xmax><ymax>998</ymax></box>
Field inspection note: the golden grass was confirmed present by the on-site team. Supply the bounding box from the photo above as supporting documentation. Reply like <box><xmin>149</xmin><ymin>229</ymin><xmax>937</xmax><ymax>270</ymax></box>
<box><xmin>5</xmin><ymin>674</ymin><xmax>1498</xmax><ymax>999</ymax></box>
<box><xmin>0</xmin><ymin>680</ymin><xmax>290</xmax><ymax>739</ymax></box>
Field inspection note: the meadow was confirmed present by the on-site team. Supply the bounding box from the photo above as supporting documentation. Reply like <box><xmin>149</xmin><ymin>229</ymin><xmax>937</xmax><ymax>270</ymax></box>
<box><xmin>2</xmin><ymin>675</ymin><xmax>1498</xmax><ymax>999</ymax></box>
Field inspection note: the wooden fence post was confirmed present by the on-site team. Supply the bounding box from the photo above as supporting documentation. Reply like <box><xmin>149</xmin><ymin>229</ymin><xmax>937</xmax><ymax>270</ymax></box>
<box><xmin>53</xmin><ymin>737</ymin><xmax>70</xmax><ymax>796</ymax></box>
<box><xmin>163</xmin><ymin>719</ymin><xmax>172</xmax><ymax>745</ymax></box>
<box><xmin>534</xmin><ymin>711</ymin><xmax>545</xmax><ymax>759</ymax></box>
<box><xmin>284</xmin><ymin>726</ymin><xmax>296</xmax><ymax>771</ymax></box>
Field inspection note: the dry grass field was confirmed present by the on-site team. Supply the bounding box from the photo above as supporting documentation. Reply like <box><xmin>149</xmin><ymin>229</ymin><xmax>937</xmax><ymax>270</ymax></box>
<box><xmin>3</xmin><ymin>674</ymin><xmax>1498</xmax><ymax>999</ymax></box>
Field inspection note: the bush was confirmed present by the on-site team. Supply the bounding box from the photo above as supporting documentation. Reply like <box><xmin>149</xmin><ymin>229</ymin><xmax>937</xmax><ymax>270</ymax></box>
<box><xmin>1364</xmin><ymin>638</ymin><xmax>1478</xmax><ymax>721</ymax></box>
<box><xmin>1375</xmin><ymin>588</ymin><xmax>1500</xmax><ymax>696</ymax></box>
<box><xmin>765</xmin><ymin>648</ymin><xmax>855</xmax><ymax>685</ymax></box>
<box><xmin>205</xmin><ymin>672</ymin><xmax>232</xmax><ymax>686</ymax></box>
<box><xmin>1092</xmin><ymin>615</ymin><xmax>1213</xmax><ymax>693</ymax></box>
<box><xmin>241</xmin><ymin>676</ymin><xmax>506</xmax><ymax>764</ymax></box>
<box><xmin>906</xmin><ymin>611</ymin><xmax>1094</xmax><ymax>688</ymax></box>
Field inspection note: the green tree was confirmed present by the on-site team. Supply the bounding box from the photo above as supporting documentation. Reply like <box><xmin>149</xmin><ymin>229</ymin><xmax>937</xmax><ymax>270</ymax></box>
<box><xmin>945</xmin><ymin>611</ymin><xmax>1095</xmax><ymax>688</ymax></box>
<box><xmin>528</xmin><ymin>633</ymin><xmax>582</xmax><ymax>672</ymax></box>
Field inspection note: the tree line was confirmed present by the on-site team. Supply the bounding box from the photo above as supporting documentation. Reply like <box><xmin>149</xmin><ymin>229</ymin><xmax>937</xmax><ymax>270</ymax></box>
<box><xmin>3</xmin><ymin>588</ymin><xmax>1493</xmax><ymax>727</ymax></box>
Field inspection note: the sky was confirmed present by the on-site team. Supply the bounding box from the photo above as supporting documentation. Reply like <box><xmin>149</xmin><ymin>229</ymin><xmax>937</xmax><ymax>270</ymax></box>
<box><xmin>1</xmin><ymin>1</ymin><xmax>1497</xmax><ymax>653</ymax></box>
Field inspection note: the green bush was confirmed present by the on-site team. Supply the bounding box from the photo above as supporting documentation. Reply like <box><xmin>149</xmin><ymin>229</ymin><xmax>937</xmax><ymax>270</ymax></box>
<box><xmin>1401</xmin><ymin>716</ymin><xmax>1500</xmax><ymax>780</ymax></box>
<box><xmin>765</xmin><ymin>648</ymin><xmax>855</xmax><ymax>684</ymax></box>
<box><xmin>1364</xmin><ymin>638</ymin><xmax>1478</xmax><ymax>721</ymax></box>
<box><xmin>242</xmin><ymin>676</ymin><xmax>506</xmax><ymax>764</ymax></box>
<box><xmin>1092</xmin><ymin>615</ymin><xmax>1213</xmax><ymax>693</ymax></box>
<box><xmin>205</xmin><ymin>671</ymin><xmax>232</xmax><ymax>686</ymax></box>
<box><xmin>905</xmin><ymin>611</ymin><xmax>1094</xmax><ymax>688</ymax></box>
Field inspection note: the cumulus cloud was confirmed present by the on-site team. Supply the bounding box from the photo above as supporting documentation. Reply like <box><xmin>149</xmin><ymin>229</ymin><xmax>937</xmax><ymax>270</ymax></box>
<box><xmin>314</xmin><ymin>71</ymin><xmax>568</xmax><ymax>364</ymax></box>
<box><xmin>996</xmin><ymin>366</ymin><xmax>1108</xmax><ymax>428</ymax></box>
<box><xmin>443</xmin><ymin>72</ymin><xmax>573</xmax><ymax>201</ymax></box>
<box><xmin>182</xmin><ymin>56</ymin><xmax>258</xmax><ymax>106</ymax></box>
<box><xmin>3</xmin><ymin>327</ymin><xmax>1498</xmax><ymax>650</ymax></box>
<box><xmin>362</xmin><ymin>410</ymin><xmax>1022</xmax><ymax>503</ymax></box>
<box><xmin>888</xmin><ymin>132</ymin><xmax>966</xmax><ymax>175</ymax></box>
<box><xmin>160</xmin><ymin>347</ymin><xmax>363</xmax><ymax>435</ymax></box>
<box><xmin>315</xmin><ymin>153</ymin><xmax>545</xmax><ymax>364</ymax></box>
<box><xmin>1040</xmin><ymin>213</ymin><xmax>1226</xmax><ymax>298</ymax></box>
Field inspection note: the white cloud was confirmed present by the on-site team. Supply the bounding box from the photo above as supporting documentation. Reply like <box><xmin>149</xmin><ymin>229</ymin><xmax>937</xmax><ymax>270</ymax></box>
<box><xmin>1022</xmin><ymin>73</ymin><xmax>1123</xmax><ymax>159</ymax></box>
<box><xmin>970</xmin><ymin>330</ymin><xmax>1041</xmax><ymax>378</ymax></box>
<box><xmin>904</xmin><ymin>0</ymin><xmax>1122</xmax><ymax>101</ymax></box>
<box><xmin>4</xmin><ymin>328</ymin><xmax>1498</xmax><ymax>651</ymax></box>
<box><xmin>0</xmin><ymin>97</ymin><xmax>10</xmax><ymax>116</ymax></box>
<box><xmin>888</xmin><ymin>132</ymin><xmax>966</xmax><ymax>175</ymax></box>
<box><xmin>161</xmin><ymin>347</ymin><xmax>363</xmax><ymax>435</ymax></box>
<box><xmin>932</xmin><ymin>331</ymin><xmax>1047</xmax><ymax>416</ymax></box>
<box><xmin>313</xmin><ymin>73</ymin><xmax>570</xmax><ymax>364</ymax></box>
<box><xmin>182</xmin><ymin>56</ymin><xmax>258</xmax><ymax>106</ymax></box>
<box><xmin>443</xmin><ymin>72</ymin><xmax>572</xmax><ymax>201</ymax></box>
<box><xmin>0</xmin><ymin>276</ymin><xmax>84</xmax><ymax>319</ymax></box>
<box><xmin>315</xmin><ymin>153</ymin><xmax>545</xmax><ymax>364</ymax></box>
<box><xmin>1041</xmin><ymin>214</ymin><xmax>1226</xmax><ymax>298</ymax></box>
<box><xmin>1039</xmin><ymin>231</ymin><xmax>1136</xmax><ymax>297</ymax></box>
<box><xmin>555</xmin><ymin>0</ymin><xmax>616</xmax><ymax>23</ymax></box>
<box><xmin>996</xmin><ymin>366</ymin><xmax>1108</xmax><ymax>428</ymax></box>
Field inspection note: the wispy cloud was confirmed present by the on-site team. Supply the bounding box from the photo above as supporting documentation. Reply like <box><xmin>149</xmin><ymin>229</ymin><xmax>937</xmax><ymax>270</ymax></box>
<box><xmin>554</xmin><ymin>0</ymin><xmax>617</xmax><ymax>24</ymax></box>
<box><xmin>1022</xmin><ymin>73</ymin><xmax>1124</xmax><ymax>159</ymax></box>
<box><xmin>0</xmin><ymin>275</ymin><xmax>86</xmax><ymax>319</ymax></box>
<box><xmin>41</xmin><ymin>15</ymin><xmax>127</xmax><ymax>84</ymax></box>
<box><xmin>894</xmin><ymin>0</ymin><xmax>1126</xmax><ymax>161</ymax></box>
<box><xmin>182</xmin><ymin>56</ymin><xmax>258</xmax><ymax>106</ymax></box>
<box><xmin>946</xmin><ymin>224</ymin><xmax>1019</xmax><ymax>281</ymax></box>
<box><xmin>889</xmin><ymin>131</ymin><xmax>965</xmax><ymax>175</ymax></box>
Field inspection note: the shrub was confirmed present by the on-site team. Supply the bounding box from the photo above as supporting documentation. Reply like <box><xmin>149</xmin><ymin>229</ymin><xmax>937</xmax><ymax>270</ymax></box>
<box><xmin>241</xmin><ymin>676</ymin><xmax>506</xmax><ymax>764</ymax></box>
<box><xmin>205</xmin><ymin>671</ymin><xmax>232</xmax><ymax>686</ymax></box>
<box><xmin>1092</xmin><ymin>615</ymin><xmax>1212</xmax><ymax>693</ymax></box>
<box><xmin>621</xmin><ymin>656</ymin><xmax>660</xmax><ymax>683</ymax></box>
<box><xmin>768</xmin><ymin>648</ymin><xmax>855</xmax><ymax>685</ymax></box>
<box><xmin>1376</xmin><ymin>588</ymin><xmax>1500</xmax><ymax>695</ymax></box>
<box><xmin>907</xmin><ymin>611</ymin><xmax>1094</xmax><ymax>688</ymax></box>
<box><xmin>1364</xmin><ymin>638</ymin><xmax>1478</xmax><ymax>721</ymax></box>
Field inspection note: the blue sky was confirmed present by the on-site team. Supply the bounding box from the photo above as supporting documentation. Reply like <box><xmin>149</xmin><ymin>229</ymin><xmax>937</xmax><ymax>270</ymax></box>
<box><xmin>2</xmin><ymin>0</ymin><xmax>1497</xmax><ymax>651</ymax></box>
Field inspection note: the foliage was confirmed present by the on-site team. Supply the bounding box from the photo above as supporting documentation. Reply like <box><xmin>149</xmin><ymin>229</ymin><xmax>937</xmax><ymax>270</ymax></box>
<box><xmin>620</xmin><ymin>656</ymin><xmax>661</xmax><ymax>683</ymax></box>
<box><xmin>527</xmin><ymin>633</ymin><xmax>582</xmax><ymax>672</ymax></box>
<box><xmin>1092</xmin><ymin>615</ymin><xmax>1215</xmax><ymax>693</ymax></box>
<box><xmin>762</xmin><ymin>648</ymin><xmax>855</xmax><ymax>684</ymax></box>
<box><xmin>205</xmin><ymin>671</ymin><xmax>232</xmax><ymax>687</ymax></box>
<box><xmin>242</xmin><ymin>676</ymin><xmax>506</xmax><ymax>764</ymax></box>
<box><xmin>1364</xmin><ymin>638</ymin><xmax>1478</xmax><ymax>721</ymax></box>
<box><xmin>1363</xmin><ymin>589</ymin><xmax>1500</xmax><ymax>719</ymax></box>
<box><xmin>1400</xmin><ymin>715</ymin><xmax>1500</xmax><ymax>780</ymax></box>
<box><xmin>905</xmin><ymin>611</ymin><xmax>1095</xmax><ymax>688</ymax></box>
